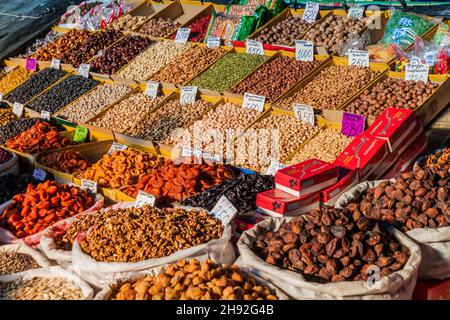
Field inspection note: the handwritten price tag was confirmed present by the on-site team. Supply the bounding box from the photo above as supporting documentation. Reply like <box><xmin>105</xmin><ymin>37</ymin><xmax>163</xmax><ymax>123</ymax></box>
<box><xmin>293</xmin><ymin>103</ymin><xmax>315</xmax><ymax>126</ymax></box>
<box><xmin>246</xmin><ymin>39</ymin><xmax>264</xmax><ymax>55</ymax></box>
<box><xmin>73</xmin><ymin>126</ymin><xmax>88</xmax><ymax>143</ymax></box>
<box><xmin>302</xmin><ymin>1</ymin><xmax>320</xmax><ymax>24</ymax></box>
<box><xmin>243</xmin><ymin>93</ymin><xmax>265</xmax><ymax>112</ymax></box>
<box><xmin>202</xmin><ymin>152</ymin><xmax>222</xmax><ymax>163</ymax></box>
<box><xmin>40</xmin><ymin>110</ymin><xmax>51</xmax><ymax>120</ymax></box>
<box><xmin>348</xmin><ymin>49</ymin><xmax>369</xmax><ymax>68</ymax></box>
<box><xmin>182</xmin><ymin>146</ymin><xmax>203</xmax><ymax>158</ymax></box>
<box><xmin>135</xmin><ymin>190</ymin><xmax>156</xmax><ymax>208</ymax></box>
<box><xmin>348</xmin><ymin>7</ymin><xmax>364</xmax><ymax>20</ymax></box>
<box><xmin>266</xmin><ymin>160</ymin><xmax>287</xmax><ymax>176</ymax></box>
<box><xmin>77</xmin><ymin>64</ymin><xmax>90</xmax><ymax>78</ymax></box>
<box><xmin>295</xmin><ymin>40</ymin><xmax>314</xmax><ymax>62</ymax></box>
<box><xmin>210</xmin><ymin>195</ymin><xmax>238</xmax><ymax>226</ymax></box>
<box><xmin>33</xmin><ymin>168</ymin><xmax>47</xmax><ymax>182</ymax></box>
<box><xmin>81</xmin><ymin>179</ymin><xmax>97</xmax><ymax>194</ymax></box>
<box><xmin>175</xmin><ymin>28</ymin><xmax>191</xmax><ymax>44</ymax></box>
<box><xmin>180</xmin><ymin>86</ymin><xmax>198</xmax><ymax>105</ymax></box>
<box><xmin>342</xmin><ymin>112</ymin><xmax>365</xmax><ymax>137</ymax></box>
<box><xmin>145</xmin><ymin>81</ymin><xmax>159</xmax><ymax>99</ymax></box>
<box><xmin>51</xmin><ymin>58</ymin><xmax>61</xmax><ymax>70</ymax></box>
<box><xmin>108</xmin><ymin>142</ymin><xmax>128</xmax><ymax>155</ymax></box>
<box><xmin>26</xmin><ymin>58</ymin><xmax>37</xmax><ymax>71</ymax></box>
<box><xmin>405</xmin><ymin>63</ymin><xmax>429</xmax><ymax>83</ymax></box>
<box><xmin>207</xmin><ymin>36</ymin><xmax>221</xmax><ymax>48</ymax></box>
<box><xmin>13</xmin><ymin>102</ymin><xmax>24</xmax><ymax>118</ymax></box>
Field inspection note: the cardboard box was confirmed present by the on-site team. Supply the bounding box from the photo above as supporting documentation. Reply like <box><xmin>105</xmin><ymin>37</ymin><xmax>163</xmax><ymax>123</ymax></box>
<box><xmin>256</xmin><ymin>188</ymin><xmax>320</xmax><ymax>217</ymax></box>
<box><xmin>321</xmin><ymin>169</ymin><xmax>358</xmax><ymax>206</ymax></box>
<box><xmin>232</xmin><ymin>212</ymin><xmax>268</xmax><ymax>233</ymax></box>
<box><xmin>275</xmin><ymin>159</ymin><xmax>339</xmax><ymax>197</ymax></box>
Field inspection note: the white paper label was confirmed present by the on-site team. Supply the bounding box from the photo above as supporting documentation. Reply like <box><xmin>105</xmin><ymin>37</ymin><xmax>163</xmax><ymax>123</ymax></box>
<box><xmin>0</xmin><ymin>93</ymin><xmax>2</xmax><ymax>101</ymax></box>
<box><xmin>202</xmin><ymin>151</ymin><xmax>222</xmax><ymax>163</ymax></box>
<box><xmin>210</xmin><ymin>195</ymin><xmax>238</xmax><ymax>226</ymax></box>
<box><xmin>405</xmin><ymin>63</ymin><xmax>429</xmax><ymax>83</ymax></box>
<box><xmin>33</xmin><ymin>168</ymin><xmax>47</xmax><ymax>182</ymax></box>
<box><xmin>108</xmin><ymin>142</ymin><xmax>128</xmax><ymax>155</ymax></box>
<box><xmin>145</xmin><ymin>81</ymin><xmax>159</xmax><ymax>99</ymax></box>
<box><xmin>180</xmin><ymin>86</ymin><xmax>198</xmax><ymax>105</ymax></box>
<box><xmin>81</xmin><ymin>179</ymin><xmax>97</xmax><ymax>194</ymax></box>
<box><xmin>13</xmin><ymin>102</ymin><xmax>24</xmax><ymax>118</ymax></box>
<box><xmin>51</xmin><ymin>58</ymin><xmax>61</xmax><ymax>70</ymax></box>
<box><xmin>243</xmin><ymin>93</ymin><xmax>265</xmax><ymax>112</ymax></box>
<box><xmin>266</xmin><ymin>160</ymin><xmax>287</xmax><ymax>176</ymax></box>
<box><xmin>207</xmin><ymin>36</ymin><xmax>221</xmax><ymax>48</ymax></box>
<box><xmin>77</xmin><ymin>64</ymin><xmax>90</xmax><ymax>78</ymax></box>
<box><xmin>348</xmin><ymin>7</ymin><xmax>364</xmax><ymax>20</ymax></box>
<box><xmin>175</xmin><ymin>28</ymin><xmax>191</xmax><ymax>44</ymax></box>
<box><xmin>135</xmin><ymin>190</ymin><xmax>156</xmax><ymax>208</ymax></box>
<box><xmin>293</xmin><ymin>103</ymin><xmax>315</xmax><ymax>126</ymax></box>
<box><xmin>246</xmin><ymin>39</ymin><xmax>264</xmax><ymax>55</ymax></box>
<box><xmin>40</xmin><ymin>110</ymin><xmax>51</xmax><ymax>120</ymax></box>
<box><xmin>302</xmin><ymin>1</ymin><xmax>320</xmax><ymax>23</ymax></box>
<box><xmin>182</xmin><ymin>146</ymin><xmax>202</xmax><ymax>158</ymax></box>
<box><xmin>348</xmin><ymin>49</ymin><xmax>369</xmax><ymax>68</ymax></box>
<box><xmin>295</xmin><ymin>40</ymin><xmax>314</xmax><ymax>62</ymax></box>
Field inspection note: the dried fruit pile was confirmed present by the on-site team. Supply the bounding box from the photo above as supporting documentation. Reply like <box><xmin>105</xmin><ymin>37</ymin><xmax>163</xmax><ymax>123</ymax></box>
<box><xmin>38</xmin><ymin>150</ymin><xmax>89</xmax><ymax>174</ymax></box>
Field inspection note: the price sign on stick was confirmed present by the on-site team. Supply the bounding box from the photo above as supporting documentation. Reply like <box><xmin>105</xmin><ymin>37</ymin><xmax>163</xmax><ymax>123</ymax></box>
<box><xmin>51</xmin><ymin>58</ymin><xmax>61</xmax><ymax>70</ymax></box>
<box><xmin>135</xmin><ymin>190</ymin><xmax>156</xmax><ymax>208</ymax></box>
<box><xmin>145</xmin><ymin>81</ymin><xmax>159</xmax><ymax>99</ymax></box>
<box><xmin>33</xmin><ymin>168</ymin><xmax>47</xmax><ymax>182</ymax></box>
<box><xmin>243</xmin><ymin>93</ymin><xmax>265</xmax><ymax>112</ymax></box>
<box><xmin>246</xmin><ymin>39</ymin><xmax>264</xmax><ymax>55</ymax></box>
<box><xmin>41</xmin><ymin>110</ymin><xmax>51</xmax><ymax>120</ymax></box>
<box><xmin>78</xmin><ymin>64</ymin><xmax>90</xmax><ymax>78</ymax></box>
<box><xmin>348</xmin><ymin>49</ymin><xmax>369</xmax><ymax>68</ymax></box>
<box><xmin>175</xmin><ymin>28</ymin><xmax>191</xmax><ymax>44</ymax></box>
<box><xmin>348</xmin><ymin>7</ymin><xmax>364</xmax><ymax>20</ymax></box>
<box><xmin>210</xmin><ymin>195</ymin><xmax>238</xmax><ymax>226</ymax></box>
<box><xmin>108</xmin><ymin>142</ymin><xmax>128</xmax><ymax>155</ymax></box>
<box><xmin>295</xmin><ymin>40</ymin><xmax>314</xmax><ymax>62</ymax></box>
<box><xmin>13</xmin><ymin>102</ymin><xmax>24</xmax><ymax>118</ymax></box>
<box><xmin>81</xmin><ymin>179</ymin><xmax>97</xmax><ymax>194</ymax></box>
<box><xmin>293</xmin><ymin>103</ymin><xmax>315</xmax><ymax>126</ymax></box>
<box><xmin>26</xmin><ymin>58</ymin><xmax>37</xmax><ymax>71</ymax></box>
<box><xmin>405</xmin><ymin>63</ymin><xmax>429</xmax><ymax>83</ymax></box>
<box><xmin>180</xmin><ymin>86</ymin><xmax>198</xmax><ymax>105</ymax></box>
<box><xmin>341</xmin><ymin>112</ymin><xmax>365</xmax><ymax>137</ymax></box>
<box><xmin>207</xmin><ymin>36</ymin><xmax>221</xmax><ymax>48</ymax></box>
<box><xmin>73</xmin><ymin>126</ymin><xmax>88</xmax><ymax>143</ymax></box>
<box><xmin>302</xmin><ymin>2</ymin><xmax>320</xmax><ymax>23</ymax></box>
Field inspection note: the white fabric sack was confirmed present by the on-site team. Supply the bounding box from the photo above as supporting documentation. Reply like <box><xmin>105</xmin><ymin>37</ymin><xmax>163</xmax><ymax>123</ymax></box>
<box><xmin>335</xmin><ymin>180</ymin><xmax>450</xmax><ymax>280</ymax></box>
<box><xmin>237</xmin><ymin>217</ymin><xmax>421</xmax><ymax>300</ymax></box>
<box><xmin>0</xmin><ymin>243</ymin><xmax>52</xmax><ymax>272</ymax></box>
<box><xmin>0</xmin><ymin>266</ymin><xmax>94</xmax><ymax>300</ymax></box>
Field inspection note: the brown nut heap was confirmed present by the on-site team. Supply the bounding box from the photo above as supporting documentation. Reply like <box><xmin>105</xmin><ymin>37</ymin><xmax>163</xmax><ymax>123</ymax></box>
<box><xmin>38</xmin><ymin>150</ymin><xmax>89</xmax><ymax>174</ymax></box>
<box><xmin>254</xmin><ymin>207</ymin><xmax>410</xmax><ymax>283</ymax></box>
<box><xmin>303</xmin><ymin>15</ymin><xmax>368</xmax><ymax>54</ymax></box>
<box><xmin>79</xmin><ymin>206</ymin><xmax>224</xmax><ymax>263</ymax></box>
<box><xmin>278</xmin><ymin>65</ymin><xmax>378</xmax><ymax>110</ymax></box>
<box><xmin>345</xmin><ymin>169</ymin><xmax>449</xmax><ymax>232</ymax></box>
<box><xmin>110</xmin><ymin>259</ymin><xmax>279</xmax><ymax>300</ymax></box>
<box><xmin>255</xmin><ymin>16</ymin><xmax>312</xmax><ymax>46</ymax></box>
<box><xmin>77</xmin><ymin>149</ymin><xmax>163</xmax><ymax>188</ymax></box>
<box><xmin>417</xmin><ymin>147</ymin><xmax>450</xmax><ymax>172</ymax></box>
<box><xmin>0</xmin><ymin>251</ymin><xmax>40</xmax><ymax>276</ymax></box>
<box><xmin>107</xmin><ymin>15</ymin><xmax>148</xmax><ymax>32</ymax></box>
<box><xmin>139</xmin><ymin>17</ymin><xmax>181</xmax><ymax>37</ymax></box>
<box><xmin>230</xmin><ymin>56</ymin><xmax>320</xmax><ymax>102</ymax></box>
<box><xmin>344</xmin><ymin>78</ymin><xmax>439</xmax><ymax>120</ymax></box>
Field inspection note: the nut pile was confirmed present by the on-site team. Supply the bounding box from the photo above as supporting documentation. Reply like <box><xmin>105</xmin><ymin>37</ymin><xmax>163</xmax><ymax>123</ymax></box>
<box><xmin>5</xmin><ymin>68</ymin><xmax>67</xmax><ymax>104</ymax></box>
<box><xmin>90</xmin><ymin>93</ymin><xmax>165</xmax><ymax>133</ymax></box>
<box><xmin>288</xmin><ymin>128</ymin><xmax>353</xmax><ymax>164</ymax></box>
<box><xmin>0</xmin><ymin>118</ymin><xmax>54</xmax><ymax>145</ymax></box>
<box><xmin>61</xmin><ymin>30</ymin><xmax>123</xmax><ymax>67</ymax></box>
<box><xmin>38</xmin><ymin>150</ymin><xmax>89</xmax><ymax>174</ymax></box>
<box><xmin>27</xmin><ymin>75</ymin><xmax>99</xmax><ymax>114</ymax></box>
<box><xmin>0</xmin><ymin>67</ymin><xmax>32</xmax><ymax>94</ymax></box>
<box><xmin>345</xmin><ymin>169</ymin><xmax>449</xmax><ymax>232</ymax></box>
<box><xmin>116</xmin><ymin>42</ymin><xmax>190</xmax><ymax>81</ymax></box>
<box><xmin>122</xmin><ymin>159</ymin><xmax>235</xmax><ymax>202</ymax></box>
<box><xmin>416</xmin><ymin>147</ymin><xmax>449</xmax><ymax>171</ymax></box>
<box><xmin>169</xmin><ymin>15</ymin><xmax>212</xmax><ymax>42</ymax></box>
<box><xmin>55</xmin><ymin>83</ymin><xmax>132</xmax><ymax>123</ymax></box>
<box><xmin>0</xmin><ymin>174</ymin><xmax>40</xmax><ymax>204</ymax></box>
<box><xmin>230</xmin><ymin>56</ymin><xmax>319</xmax><ymax>102</ymax></box>
<box><xmin>255</xmin><ymin>16</ymin><xmax>312</xmax><ymax>45</ymax></box>
<box><xmin>138</xmin><ymin>17</ymin><xmax>181</xmax><ymax>37</ymax></box>
<box><xmin>190</xmin><ymin>53</ymin><xmax>267</xmax><ymax>92</ymax></box>
<box><xmin>183</xmin><ymin>172</ymin><xmax>274</xmax><ymax>214</ymax></box>
<box><xmin>254</xmin><ymin>207</ymin><xmax>410</xmax><ymax>283</ymax></box>
<box><xmin>0</xmin><ymin>181</ymin><xmax>95</xmax><ymax>238</ymax></box>
<box><xmin>110</xmin><ymin>259</ymin><xmax>279</xmax><ymax>300</ymax></box>
<box><xmin>107</xmin><ymin>15</ymin><xmax>148</xmax><ymax>32</ymax></box>
<box><xmin>343</xmin><ymin>78</ymin><xmax>440</xmax><ymax>119</ymax></box>
<box><xmin>90</xmin><ymin>35</ymin><xmax>152</xmax><ymax>75</ymax></box>
<box><xmin>0</xmin><ymin>148</ymin><xmax>13</xmax><ymax>164</ymax></box>
<box><xmin>0</xmin><ymin>251</ymin><xmax>40</xmax><ymax>276</ymax></box>
<box><xmin>79</xmin><ymin>206</ymin><xmax>223</xmax><ymax>262</ymax></box>
<box><xmin>0</xmin><ymin>108</ymin><xmax>18</xmax><ymax>127</ymax></box>
<box><xmin>77</xmin><ymin>149</ymin><xmax>162</xmax><ymax>188</ymax></box>
<box><xmin>126</xmin><ymin>99</ymin><xmax>213</xmax><ymax>142</ymax></box>
<box><xmin>278</xmin><ymin>65</ymin><xmax>378</xmax><ymax>110</ymax></box>
<box><xmin>303</xmin><ymin>15</ymin><xmax>368</xmax><ymax>54</ymax></box>
<box><xmin>0</xmin><ymin>277</ymin><xmax>83</xmax><ymax>300</ymax></box>
<box><xmin>15</xmin><ymin>30</ymin><xmax>61</xmax><ymax>58</ymax></box>
<box><xmin>150</xmin><ymin>46</ymin><xmax>227</xmax><ymax>85</ymax></box>
<box><xmin>6</xmin><ymin>121</ymin><xmax>73</xmax><ymax>154</ymax></box>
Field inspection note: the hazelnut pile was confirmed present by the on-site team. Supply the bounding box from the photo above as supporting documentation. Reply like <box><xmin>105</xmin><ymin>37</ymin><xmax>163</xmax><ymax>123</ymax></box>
<box><xmin>255</xmin><ymin>16</ymin><xmax>312</xmax><ymax>45</ymax></box>
<box><xmin>138</xmin><ymin>17</ymin><xmax>181</xmax><ymax>37</ymax></box>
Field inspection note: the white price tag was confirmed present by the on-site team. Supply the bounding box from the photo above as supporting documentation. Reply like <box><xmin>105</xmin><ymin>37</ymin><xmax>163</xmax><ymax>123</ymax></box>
<box><xmin>40</xmin><ymin>110</ymin><xmax>51</xmax><ymax>120</ymax></box>
<box><xmin>108</xmin><ymin>142</ymin><xmax>128</xmax><ymax>155</ymax></box>
<box><xmin>77</xmin><ymin>64</ymin><xmax>90</xmax><ymax>78</ymax></box>
<box><xmin>246</xmin><ymin>39</ymin><xmax>264</xmax><ymax>55</ymax></box>
<box><xmin>145</xmin><ymin>81</ymin><xmax>159</xmax><ymax>99</ymax></box>
<box><xmin>175</xmin><ymin>28</ymin><xmax>191</xmax><ymax>44</ymax></box>
<box><xmin>51</xmin><ymin>58</ymin><xmax>61</xmax><ymax>70</ymax></box>
<box><xmin>243</xmin><ymin>93</ymin><xmax>265</xmax><ymax>112</ymax></box>
<box><xmin>81</xmin><ymin>179</ymin><xmax>97</xmax><ymax>194</ymax></box>
<box><xmin>0</xmin><ymin>93</ymin><xmax>2</xmax><ymax>101</ymax></box>
<box><xmin>266</xmin><ymin>160</ymin><xmax>287</xmax><ymax>176</ymax></box>
<box><xmin>13</xmin><ymin>102</ymin><xmax>24</xmax><ymax>118</ymax></box>
<box><xmin>295</xmin><ymin>40</ymin><xmax>314</xmax><ymax>62</ymax></box>
<box><xmin>348</xmin><ymin>49</ymin><xmax>369</xmax><ymax>68</ymax></box>
<box><xmin>135</xmin><ymin>190</ymin><xmax>156</xmax><ymax>208</ymax></box>
<box><xmin>202</xmin><ymin>152</ymin><xmax>222</xmax><ymax>163</ymax></box>
<box><xmin>347</xmin><ymin>7</ymin><xmax>364</xmax><ymax>20</ymax></box>
<box><xmin>293</xmin><ymin>103</ymin><xmax>315</xmax><ymax>126</ymax></box>
<box><xmin>210</xmin><ymin>195</ymin><xmax>238</xmax><ymax>226</ymax></box>
<box><xmin>180</xmin><ymin>86</ymin><xmax>198</xmax><ymax>105</ymax></box>
<box><xmin>182</xmin><ymin>146</ymin><xmax>202</xmax><ymax>158</ymax></box>
<box><xmin>33</xmin><ymin>168</ymin><xmax>47</xmax><ymax>182</ymax></box>
<box><xmin>405</xmin><ymin>63</ymin><xmax>429</xmax><ymax>83</ymax></box>
<box><xmin>302</xmin><ymin>1</ymin><xmax>320</xmax><ymax>24</ymax></box>
<box><xmin>206</xmin><ymin>36</ymin><xmax>221</xmax><ymax>48</ymax></box>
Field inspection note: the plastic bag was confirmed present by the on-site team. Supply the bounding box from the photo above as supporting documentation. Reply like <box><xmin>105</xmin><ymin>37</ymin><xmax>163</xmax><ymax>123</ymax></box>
<box><xmin>341</xmin><ymin>30</ymin><xmax>371</xmax><ymax>57</ymax></box>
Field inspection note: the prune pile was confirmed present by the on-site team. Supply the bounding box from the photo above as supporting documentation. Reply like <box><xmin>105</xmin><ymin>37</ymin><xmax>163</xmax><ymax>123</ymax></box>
<box><xmin>0</xmin><ymin>174</ymin><xmax>41</xmax><ymax>204</ymax></box>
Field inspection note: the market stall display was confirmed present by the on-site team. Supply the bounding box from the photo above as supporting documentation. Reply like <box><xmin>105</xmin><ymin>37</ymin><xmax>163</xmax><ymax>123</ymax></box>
<box><xmin>255</xmin><ymin>16</ymin><xmax>312</xmax><ymax>46</ymax></box>
<box><xmin>169</xmin><ymin>14</ymin><xmax>212</xmax><ymax>42</ymax></box>
<box><xmin>0</xmin><ymin>118</ymin><xmax>56</xmax><ymax>145</ymax></box>
<box><xmin>138</xmin><ymin>17</ymin><xmax>181</xmax><ymax>38</ymax></box>
<box><xmin>106</xmin><ymin>15</ymin><xmax>148</xmax><ymax>33</ymax></box>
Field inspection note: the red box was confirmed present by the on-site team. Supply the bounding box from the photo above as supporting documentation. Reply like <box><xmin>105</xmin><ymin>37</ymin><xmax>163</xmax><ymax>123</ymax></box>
<box><xmin>274</xmin><ymin>159</ymin><xmax>339</xmax><ymax>197</ymax></box>
<box><xmin>334</xmin><ymin>134</ymin><xmax>389</xmax><ymax>181</ymax></box>
<box><xmin>367</xmin><ymin>146</ymin><xmax>399</xmax><ymax>181</ymax></box>
<box><xmin>413</xmin><ymin>280</ymin><xmax>450</xmax><ymax>300</ymax></box>
<box><xmin>232</xmin><ymin>213</ymin><xmax>268</xmax><ymax>233</ymax></box>
<box><xmin>366</xmin><ymin>108</ymin><xmax>418</xmax><ymax>153</ymax></box>
<box><xmin>256</xmin><ymin>188</ymin><xmax>321</xmax><ymax>217</ymax></box>
<box><xmin>321</xmin><ymin>170</ymin><xmax>359</xmax><ymax>206</ymax></box>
